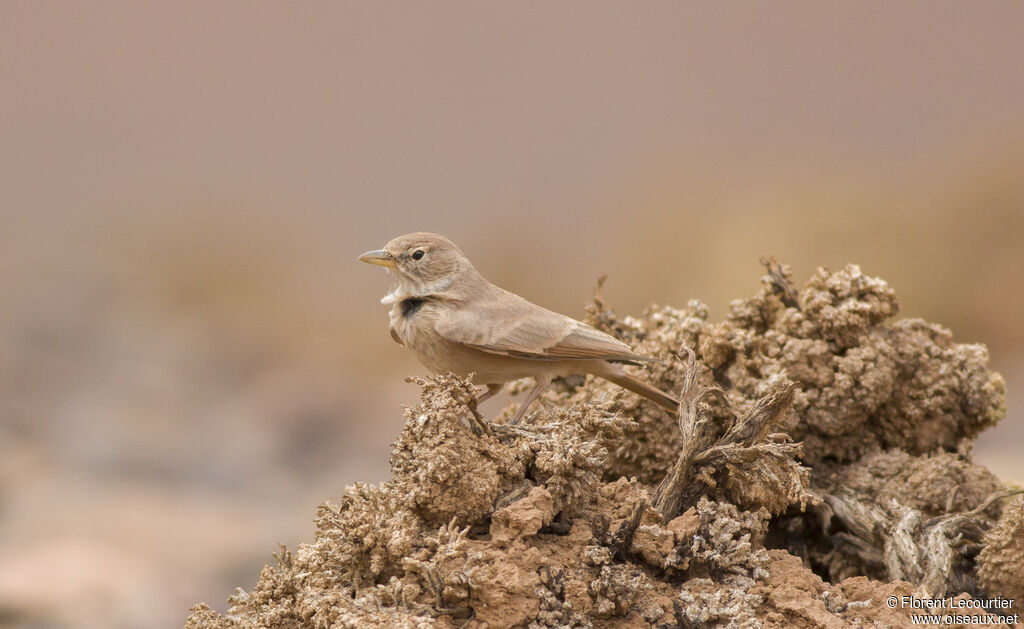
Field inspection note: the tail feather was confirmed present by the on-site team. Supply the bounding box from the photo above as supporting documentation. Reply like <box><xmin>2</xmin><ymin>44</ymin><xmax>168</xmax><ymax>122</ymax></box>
<box><xmin>603</xmin><ymin>370</ymin><xmax>678</xmax><ymax>413</ymax></box>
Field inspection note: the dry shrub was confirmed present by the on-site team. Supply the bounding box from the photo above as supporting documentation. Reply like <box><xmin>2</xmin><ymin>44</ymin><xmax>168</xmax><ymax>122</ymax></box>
<box><xmin>188</xmin><ymin>262</ymin><xmax>1018</xmax><ymax>629</ymax></box>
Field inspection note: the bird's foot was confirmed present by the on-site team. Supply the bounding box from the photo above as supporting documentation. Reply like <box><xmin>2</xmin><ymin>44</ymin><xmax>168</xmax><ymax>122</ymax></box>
<box><xmin>464</xmin><ymin>396</ymin><xmax>493</xmax><ymax>436</ymax></box>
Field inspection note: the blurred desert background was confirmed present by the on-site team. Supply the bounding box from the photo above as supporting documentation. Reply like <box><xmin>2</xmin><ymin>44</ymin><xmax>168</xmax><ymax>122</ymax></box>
<box><xmin>2</xmin><ymin>3</ymin><xmax>1023</xmax><ymax>628</ymax></box>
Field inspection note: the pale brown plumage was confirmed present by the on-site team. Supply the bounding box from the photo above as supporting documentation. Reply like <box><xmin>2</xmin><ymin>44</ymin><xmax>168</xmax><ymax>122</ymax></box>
<box><xmin>359</xmin><ymin>232</ymin><xmax>678</xmax><ymax>423</ymax></box>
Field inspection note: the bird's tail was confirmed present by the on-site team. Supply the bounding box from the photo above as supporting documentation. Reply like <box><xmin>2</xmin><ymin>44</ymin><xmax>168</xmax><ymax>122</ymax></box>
<box><xmin>602</xmin><ymin>370</ymin><xmax>679</xmax><ymax>413</ymax></box>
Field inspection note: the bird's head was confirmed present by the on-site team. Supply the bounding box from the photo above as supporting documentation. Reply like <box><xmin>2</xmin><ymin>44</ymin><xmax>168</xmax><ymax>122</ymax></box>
<box><xmin>358</xmin><ymin>232</ymin><xmax>475</xmax><ymax>298</ymax></box>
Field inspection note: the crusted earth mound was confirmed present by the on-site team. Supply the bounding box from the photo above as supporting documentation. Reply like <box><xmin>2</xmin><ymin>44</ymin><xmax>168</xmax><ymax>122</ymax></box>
<box><xmin>186</xmin><ymin>263</ymin><xmax>1020</xmax><ymax>628</ymax></box>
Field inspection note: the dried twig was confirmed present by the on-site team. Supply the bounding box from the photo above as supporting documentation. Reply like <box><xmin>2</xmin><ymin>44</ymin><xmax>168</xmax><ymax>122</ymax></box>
<box><xmin>653</xmin><ymin>346</ymin><xmax>802</xmax><ymax>521</ymax></box>
<box><xmin>819</xmin><ymin>487</ymin><xmax>1023</xmax><ymax>598</ymax></box>
<box><xmin>760</xmin><ymin>256</ymin><xmax>799</xmax><ymax>309</ymax></box>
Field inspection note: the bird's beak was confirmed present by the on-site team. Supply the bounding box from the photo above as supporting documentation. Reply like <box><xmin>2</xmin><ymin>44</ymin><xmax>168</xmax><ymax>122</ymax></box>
<box><xmin>358</xmin><ymin>249</ymin><xmax>397</xmax><ymax>267</ymax></box>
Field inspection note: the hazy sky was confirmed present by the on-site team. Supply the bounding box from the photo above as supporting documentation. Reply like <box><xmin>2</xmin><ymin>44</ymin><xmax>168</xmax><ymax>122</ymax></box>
<box><xmin>4</xmin><ymin>2</ymin><xmax>1023</xmax><ymax>243</ymax></box>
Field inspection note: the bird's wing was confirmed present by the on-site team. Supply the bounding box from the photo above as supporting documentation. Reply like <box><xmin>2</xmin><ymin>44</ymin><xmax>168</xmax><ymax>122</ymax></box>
<box><xmin>436</xmin><ymin>290</ymin><xmax>648</xmax><ymax>362</ymax></box>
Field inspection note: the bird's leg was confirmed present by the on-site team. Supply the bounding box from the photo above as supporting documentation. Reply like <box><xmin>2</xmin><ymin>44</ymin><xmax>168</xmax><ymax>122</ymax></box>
<box><xmin>508</xmin><ymin>378</ymin><xmax>550</xmax><ymax>425</ymax></box>
<box><xmin>465</xmin><ymin>383</ymin><xmax>501</xmax><ymax>436</ymax></box>
<box><xmin>476</xmin><ymin>383</ymin><xmax>502</xmax><ymax>406</ymax></box>
<box><xmin>467</xmin><ymin>383</ymin><xmax>501</xmax><ymax>422</ymax></box>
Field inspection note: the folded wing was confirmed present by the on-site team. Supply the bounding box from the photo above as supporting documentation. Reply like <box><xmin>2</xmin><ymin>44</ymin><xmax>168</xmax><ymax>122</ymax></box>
<box><xmin>436</xmin><ymin>289</ymin><xmax>649</xmax><ymax>363</ymax></box>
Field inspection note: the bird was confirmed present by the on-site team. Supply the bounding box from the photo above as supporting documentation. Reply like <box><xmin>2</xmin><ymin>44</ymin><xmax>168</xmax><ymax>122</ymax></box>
<box><xmin>359</xmin><ymin>232</ymin><xmax>678</xmax><ymax>424</ymax></box>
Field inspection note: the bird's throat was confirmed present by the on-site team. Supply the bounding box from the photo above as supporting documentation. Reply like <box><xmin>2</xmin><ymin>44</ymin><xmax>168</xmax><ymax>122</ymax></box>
<box><xmin>380</xmin><ymin>277</ymin><xmax>454</xmax><ymax>305</ymax></box>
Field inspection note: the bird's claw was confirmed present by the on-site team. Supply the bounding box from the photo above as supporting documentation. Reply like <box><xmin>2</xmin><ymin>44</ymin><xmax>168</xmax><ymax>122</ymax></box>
<box><xmin>464</xmin><ymin>397</ymin><xmax>493</xmax><ymax>436</ymax></box>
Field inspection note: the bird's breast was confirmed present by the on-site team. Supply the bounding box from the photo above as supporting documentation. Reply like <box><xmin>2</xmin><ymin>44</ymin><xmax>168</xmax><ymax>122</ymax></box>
<box><xmin>389</xmin><ymin>301</ymin><xmax>437</xmax><ymax>351</ymax></box>
<box><xmin>388</xmin><ymin>301</ymin><xmax>494</xmax><ymax>379</ymax></box>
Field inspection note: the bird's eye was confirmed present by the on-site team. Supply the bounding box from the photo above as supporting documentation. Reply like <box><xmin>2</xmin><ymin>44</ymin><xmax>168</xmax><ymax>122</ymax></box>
<box><xmin>412</xmin><ymin>250</ymin><xmax>425</xmax><ymax>260</ymax></box>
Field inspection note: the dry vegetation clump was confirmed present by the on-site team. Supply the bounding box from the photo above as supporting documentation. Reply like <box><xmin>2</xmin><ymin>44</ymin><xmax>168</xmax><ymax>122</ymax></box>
<box><xmin>187</xmin><ymin>262</ymin><xmax>1020</xmax><ymax>629</ymax></box>
<box><xmin>977</xmin><ymin>497</ymin><xmax>1024</xmax><ymax>603</ymax></box>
